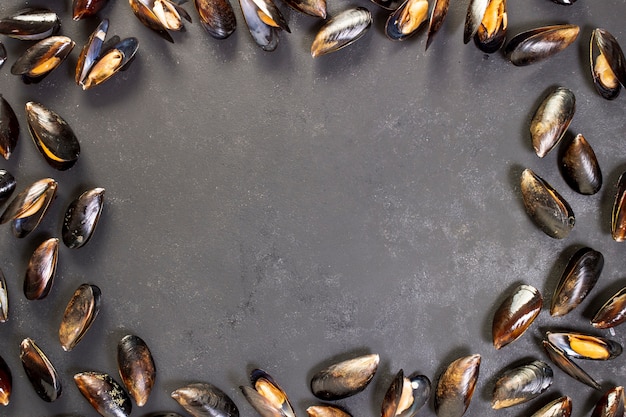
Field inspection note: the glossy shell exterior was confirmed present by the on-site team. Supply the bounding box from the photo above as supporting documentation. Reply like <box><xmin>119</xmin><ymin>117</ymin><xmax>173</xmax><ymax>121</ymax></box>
<box><xmin>530</xmin><ymin>396</ymin><xmax>572</xmax><ymax>417</ymax></box>
<box><xmin>129</xmin><ymin>0</ymin><xmax>192</xmax><ymax>43</ymax></box>
<box><xmin>307</xmin><ymin>406</ymin><xmax>351</xmax><ymax>417</ymax></box>
<box><xmin>20</xmin><ymin>338</ymin><xmax>62</xmax><ymax>402</ymax></box>
<box><xmin>504</xmin><ymin>24</ymin><xmax>579</xmax><ymax>66</ymax></box>
<box><xmin>591</xmin><ymin>386</ymin><xmax>625</xmax><ymax>417</ymax></box>
<box><xmin>24</xmin><ymin>237</ymin><xmax>59</xmax><ymax>300</ymax></box>
<box><xmin>425</xmin><ymin>0</ymin><xmax>449</xmax><ymax>49</ymax></box>
<box><xmin>434</xmin><ymin>354</ymin><xmax>480</xmax><ymax>417</ymax></box>
<box><xmin>491</xmin><ymin>360</ymin><xmax>553</xmax><ymax>409</ymax></box>
<box><xmin>80</xmin><ymin>37</ymin><xmax>139</xmax><ymax>90</ymax></box>
<box><xmin>0</xmin><ymin>42</ymin><xmax>4</xmax><ymax>69</ymax></box>
<box><xmin>520</xmin><ymin>168</ymin><xmax>575</xmax><ymax>239</ymax></box>
<box><xmin>195</xmin><ymin>0</ymin><xmax>237</xmax><ymax>39</ymax></box>
<box><xmin>592</xmin><ymin>287</ymin><xmax>626</xmax><ymax>329</ymax></box>
<box><xmin>310</xmin><ymin>353</ymin><xmax>379</xmax><ymax>400</ymax></box>
<box><xmin>0</xmin><ymin>95</ymin><xmax>19</xmax><ymax>160</ymax></box>
<box><xmin>492</xmin><ymin>284</ymin><xmax>542</xmax><ymax>349</ymax></box>
<box><xmin>75</xmin><ymin>371</ymin><xmax>132</xmax><ymax>417</ymax></box>
<box><xmin>0</xmin><ymin>170</ymin><xmax>15</xmax><ymax>209</ymax></box>
<box><xmin>118</xmin><ymin>334</ymin><xmax>156</xmax><ymax>407</ymax></box>
<box><xmin>311</xmin><ymin>8</ymin><xmax>372</xmax><ymax>58</ymax></box>
<box><xmin>59</xmin><ymin>284</ymin><xmax>101</xmax><ymax>351</ymax></box>
<box><xmin>241</xmin><ymin>369</ymin><xmax>295</xmax><ymax>417</ymax></box>
<box><xmin>11</xmin><ymin>36</ymin><xmax>75</xmax><ymax>84</ymax></box>
<box><xmin>0</xmin><ymin>269</ymin><xmax>7</xmax><ymax>323</ymax></box>
<box><xmin>547</xmin><ymin>332</ymin><xmax>622</xmax><ymax>360</ymax></box>
<box><xmin>0</xmin><ymin>178</ymin><xmax>57</xmax><ymax>238</ymax></box>
<box><xmin>0</xmin><ymin>8</ymin><xmax>60</xmax><ymax>40</ymax></box>
<box><xmin>381</xmin><ymin>369</ymin><xmax>430</xmax><ymax>417</ymax></box>
<box><xmin>530</xmin><ymin>87</ymin><xmax>575</xmax><ymax>158</ymax></box>
<box><xmin>560</xmin><ymin>134</ymin><xmax>602</xmax><ymax>195</ymax></box>
<box><xmin>590</xmin><ymin>29</ymin><xmax>626</xmax><ymax>100</ymax></box>
<box><xmin>0</xmin><ymin>354</ymin><xmax>11</xmax><ymax>406</ymax></box>
<box><xmin>611</xmin><ymin>172</ymin><xmax>626</xmax><ymax>241</ymax></box>
<box><xmin>73</xmin><ymin>0</ymin><xmax>110</xmax><ymax>20</ymax></box>
<box><xmin>62</xmin><ymin>188</ymin><xmax>105</xmax><ymax>249</ymax></box>
<box><xmin>171</xmin><ymin>382</ymin><xmax>239</xmax><ymax>417</ymax></box>
<box><xmin>385</xmin><ymin>0</ymin><xmax>429</xmax><ymax>41</ymax></box>
<box><xmin>543</xmin><ymin>340</ymin><xmax>601</xmax><ymax>390</ymax></box>
<box><xmin>282</xmin><ymin>0</ymin><xmax>326</xmax><ymax>18</ymax></box>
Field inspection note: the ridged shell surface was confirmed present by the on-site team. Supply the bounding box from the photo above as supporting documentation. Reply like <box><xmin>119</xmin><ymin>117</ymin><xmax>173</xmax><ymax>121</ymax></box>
<box><xmin>491</xmin><ymin>360</ymin><xmax>553</xmax><ymax>409</ymax></box>
<box><xmin>59</xmin><ymin>284</ymin><xmax>101</xmax><ymax>351</ymax></box>
<box><xmin>434</xmin><ymin>354</ymin><xmax>480</xmax><ymax>417</ymax></box>
<box><xmin>118</xmin><ymin>334</ymin><xmax>156</xmax><ymax>407</ymax></box>
<box><xmin>311</xmin><ymin>8</ymin><xmax>372</xmax><ymax>57</ymax></box>
<box><xmin>310</xmin><ymin>353</ymin><xmax>379</xmax><ymax>400</ymax></box>
<box><xmin>20</xmin><ymin>338</ymin><xmax>61</xmax><ymax>402</ymax></box>
<box><xmin>171</xmin><ymin>382</ymin><xmax>239</xmax><ymax>417</ymax></box>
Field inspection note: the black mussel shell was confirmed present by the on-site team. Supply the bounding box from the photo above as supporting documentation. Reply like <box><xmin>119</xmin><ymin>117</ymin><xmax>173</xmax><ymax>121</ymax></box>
<box><xmin>560</xmin><ymin>134</ymin><xmax>602</xmax><ymax>195</ymax></box>
<box><xmin>281</xmin><ymin>0</ymin><xmax>326</xmax><ymax>18</ymax></box>
<box><xmin>0</xmin><ymin>354</ymin><xmax>11</xmax><ymax>406</ymax></box>
<box><xmin>434</xmin><ymin>354</ymin><xmax>480</xmax><ymax>417</ymax></box>
<box><xmin>307</xmin><ymin>406</ymin><xmax>352</xmax><ymax>417</ymax></box>
<box><xmin>62</xmin><ymin>188</ymin><xmax>105</xmax><ymax>249</ymax></box>
<box><xmin>463</xmin><ymin>0</ymin><xmax>488</xmax><ymax>44</ymax></box>
<box><xmin>80</xmin><ymin>37</ymin><xmax>139</xmax><ymax>90</ymax></box>
<box><xmin>592</xmin><ymin>287</ymin><xmax>626</xmax><ymax>329</ymax></box>
<box><xmin>551</xmin><ymin>247</ymin><xmax>603</xmax><ymax>316</ymax></box>
<box><xmin>75</xmin><ymin>372</ymin><xmax>132</xmax><ymax>417</ymax></box>
<box><xmin>0</xmin><ymin>95</ymin><xmax>19</xmax><ymax>160</ymax></box>
<box><xmin>547</xmin><ymin>332</ymin><xmax>622</xmax><ymax>360</ymax></box>
<box><xmin>311</xmin><ymin>353</ymin><xmax>379</xmax><ymax>400</ymax></box>
<box><xmin>593</xmin><ymin>29</ymin><xmax>626</xmax><ymax>88</ymax></box>
<box><xmin>171</xmin><ymin>382</ymin><xmax>239</xmax><ymax>417</ymax></box>
<box><xmin>504</xmin><ymin>24</ymin><xmax>579</xmax><ymax>66</ymax></box>
<box><xmin>385</xmin><ymin>0</ymin><xmax>428</xmax><ymax>41</ymax></box>
<box><xmin>76</xmin><ymin>19</ymin><xmax>109</xmax><ymax>85</ymax></box>
<box><xmin>0</xmin><ymin>170</ymin><xmax>16</xmax><ymax>207</ymax></box>
<box><xmin>530</xmin><ymin>396</ymin><xmax>572</xmax><ymax>417</ymax></box>
<box><xmin>530</xmin><ymin>87</ymin><xmax>575</xmax><ymax>158</ymax></box>
<box><xmin>0</xmin><ymin>41</ymin><xmax>5</xmax><ymax>68</ymax></box>
<box><xmin>24</xmin><ymin>237</ymin><xmax>59</xmax><ymax>300</ymax></box>
<box><xmin>0</xmin><ymin>269</ymin><xmax>7</xmax><ymax>323</ymax></box>
<box><xmin>73</xmin><ymin>0</ymin><xmax>110</xmax><ymax>20</ymax></box>
<box><xmin>612</xmin><ymin>172</ymin><xmax>626</xmax><ymax>241</ymax></box>
<box><xmin>239</xmin><ymin>0</ymin><xmax>286</xmax><ymax>51</ymax></box>
<box><xmin>491</xmin><ymin>360</ymin><xmax>552</xmax><ymax>409</ymax></box>
<box><xmin>195</xmin><ymin>0</ymin><xmax>237</xmax><ymax>39</ymax></box>
<box><xmin>425</xmin><ymin>0</ymin><xmax>449</xmax><ymax>50</ymax></box>
<box><xmin>25</xmin><ymin>102</ymin><xmax>80</xmax><ymax>171</ymax></box>
<box><xmin>311</xmin><ymin>8</ymin><xmax>372</xmax><ymax>57</ymax></box>
<box><xmin>118</xmin><ymin>335</ymin><xmax>156</xmax><ymax>407</ymax></box>
<box><xmin>129</xmin><ymin>0</ymin><xmax>191</xmax><ymax>43</ymax></box>
<box><xmin>11</xmin><ymin>36</ymin><xmax>75</xmax><ymax>84</ymax></box>
<box><xmin>0</xmin><ymin>8</ymin><xmax>60</xmax><ymax>40</ymax></box>
<box><xmin>472</xmin><ymin>0</ymin><xmax>506</xmax><ymax>53</ymax></box>
<box><xmin>591</xmin><ymin>386</ymin><xmax>625</xmax><ymax>417</ymax></box>
<box><xmin>590</xmin><ymin>29</ymin><xmax>625</xmax><ymax>100</ymax></box>
<box><xmin>241</xmin><ymin>369</ymin><xmax>295</xmax><ymax>417</ymax></box>
<box><xmin>520</xmin><ymin>169</ymin><xmax>575</xmax><ymax>239</ymax></box>
<box><xmin>0</xmin><ymin>178</ymin><xmax>57</xmax><ymax>238</ymax></box>
<box><xmin>543</xmin><ymin>340</ymin><xmax>601</xmax><ymax>390</ymax></box>
<box><xmin>20</xmin><ymin>338</ymin><xmax>61</xmax><ymax>402</ymax></box>
<box><xmin>381</xmin><ymin>370</ymin><xmax>430</xmax><ymax>417</ymax></box>
<box><xmin>59</xmin><ymin>284</ymin><xmax>101</xmax><ymax>352</ymax></box>
<box><xmin>492</xmin><ymin>284</ymin><xmax>542</xmax><ymax>349</ymax></box>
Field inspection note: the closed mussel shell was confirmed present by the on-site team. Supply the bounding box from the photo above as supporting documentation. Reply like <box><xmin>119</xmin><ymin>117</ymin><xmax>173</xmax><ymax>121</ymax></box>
<box><xmin>530</xmin><ymin>87</ymin><xmax>575</xmax><ymax>158</ymax></box>
<box><xmin>520</xmin><ymin>169</ymin><xmax>575</xmax><ymax>239</ymax></box>
<box><xmin>194</xmin><ymin>0</ymin><xmax>237</xmax><ymax>39</ymax></box>
<box><xmin>492</xmin><ymin>284</ymin><xmax>542</xmax><ymax>349</ymax></box>
<box><xmin>473</xmin><ymin>0</ymin><xmax>507</xmax><ymax>53</ymax></box>
<box><xmin>543</xmin><ymin>340</ymin><xmax>601</xmax><ymax>390</ymax></box>
<box><xmin>547</xmin><ymin>332</ymin><xmax>622</xmax><ymax>360</ymax></box>
<box><xmin>118</xmin><ymin>334</ymin><xmax>156</xmax><ymax>407</ymax></box>
<box><xmin>26</xmin><ymin>102</ymin><xmax>80</xmax><ymax>171</ymax></box>
<box><xmin>63</xmin><ymin>188</ymin><xmax>105</xmax><ymax>249</ymax></box>
<box><xmin>241</xmin><ymin>369</ymin><xmax>295</xmax><ymax>417</ymax></box>
<box><xmin>307</xmin><ymin>405</ymin><xmax>352</xmax><ymax>417</ymax></box>
<box><xmin>75</xmin><ymin>371</ymin><xmax>132</xmax><ymax>417</ymax></box>
<box><xmin>381</xmin><ymin>369</ymin><xmax>430</xmax><ymax>417</ymax></box>
<box><xmin>0</xmin><ymin>95</ymin><xmax>19</xmax><ymax>160</ymax></box>
<box><xmin>0</xmin><ymin>170</ymin><xmax>15</xmax><ymax>208</ymax></box>
<box><xmin>11</xmin><ymin>36</ymin><xmax>75</xmax><ymax>84</ymax></box>
<box><xmin>73</xmin><ymin>0</ymin><xmax>110</xmax><ymax>20</ymax></box>
<box><xmin>385</xmin><ymin>0</ymin><xmax>429</xmax><ymax>41</ymax></box>
<box><xmin>611</xmin><ymin>172</ymin><xmax>626</xmax><ymax>241</ymax></box>
<box><xmin>591</xmin><ymin>287</ymin><xmax>626</xmax><ymax>329</ymax></box>
<box><xmin>434</xmin><ymin>354</ymin><xmax>480</xmax><ymax>417</ymax></box>
<box><xmin>560</xmin><ymin>134</ymin><xmax>602</xmax><ymax>195</ymax></box>
<box><xmin>20</xmin><ymin>338</ymin><xmax>61</xmax><ymax>402</ymax></box>
<box><xmin>311</xmin><ymin>8</ymin><xmax>372</xmax><ymax>57</ymax></box>
<box><xmin>491</xmin><ymin>360</ymin><xmax>553</xmax><ymax>409</ymax></box>
<box><xmin>0</xmin><ymin>41</ymin><xmax>5</xmax><ymax>68</ymax></box>
<box><xmin>24</xmin><ymin>237</ymin><xmax>59</xmax><ymax>300</ymax></box>
<box><xmin>59</xmin><ymin>284</ymin><xmax>101</xmax><ymax>351</ymax></box>
<box><xmin>0</xmin><ymin>354</ymin><xmax>10</xmax><ymax>406</ymax></box>
<box><xmin>171</xmin><ymin>382</ymin><xmax>239</xmax><ymax>417</ymax></box>
<box><xmin>591</xmin><ymin>386</ymin><xmax>625</xmax><ymax>417</ymax></box>
<box><xmin>0</xmin><ymin>269</ymin><xmax>7</xmax><ymax>323</ymax></box>
<box><xmin>504</xmin><ymin>24</ymin><xmax>579</xmax><ymax>66</ymax></box>
<box><xmin>530</xmin><ymin>396</ymin><xmax>572</xmax><ymax>417</ymax></box>
<box><xmin>80</xmin><ymin>37</ymin><xmax>139</xmax><ymax>90</ymax></box>
<box><xmin>425</xmin><ymin>0</ymin><xmax>449</xmax><ymax>49</ymax></box>
<box><xmin>551</xmin><ymin>247</ymin><xmax>603</xmax><ymax>316</ymax></box>
<box><xmin>0</xmin><ymin>178</ymin><xmax>56</xmax><ymax>238</ymax></box>
<box><xmin>0</xmin><ymin>8</ymin><xmax>60</xmax><ymax>40</ymax></box>
<box><xmin>591</xmin><ymin>29</ymin><xmax>626</xmax><ymax>100</ymax></box>
<box><xmin>311</xmin><ymin>353</ymin><xmax>379</xmax><ymax>400</ymax></box>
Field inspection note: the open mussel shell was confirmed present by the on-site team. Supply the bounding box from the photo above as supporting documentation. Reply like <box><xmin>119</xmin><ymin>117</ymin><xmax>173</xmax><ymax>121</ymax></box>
<box><xmin>591</xmin><ymin>287</ymin><xmax>626</xmax><ymax>329</ymax></box>
<box><xmin>281</xmin><ymin>0</ymin><xmax>326</xmax><ymax>18</ymax></box>
<box><xmin>591</xmin><ymin>386</ymin><xmax>625</xmax><ymax>417</ymax></box>
<box><xmin>241</xmin><ymin>369</ymin><xmax>295</xmax><ymax>417</ymax></box>
<box><xmin>547</xmin><ymin>332</ymin><xmax>622</xmax><ymax>360</ymax></box>
<box><xmin>195</xmin><ymin>0</ymin><xmax>237</xmax><ymax>39</ymax></box>
<box><xmin>0</xmin><ymin>8</ymin><xmax>60</xmax><ymax>40</ymax></box>
<box><xmin>76</xmin><ymin>19</ymin><xmax>109</xmax><ymax>85</ymax></box>
<box><xmin>472</xmin><ymin>0</ymin><xmax>506</xmax><ymax>53</ymax></box>
<box><xmin>530</xmin><ymin>396</ymin><xmax>572</xmax><ymax>417</ymax></box>
<box><xmin>26</xmin><ymin>102</ymin><xmax>80</xmax><ymax>170</ymax></box>
<box><xmin>118</xmin><ymin>334</ymin><xmax>156</xmax><ymax>407</ymax></box>
<box><xmin>20</xmin><ymin>338</ymin><xmax>61</xmax><ymax>402</ymax></box>
<box><xmin>520</xmin><ymin>169</ymin><xmax>575</xmax><ymax>239</ymax></box>
<box><xmin>0</xmin><ymin>354</ymin><xmax>11</xmax><ymax>406</ymax></box>
<box><xmin>0</xmin><ymin>95</ymin><xmax>19</xmax><ymax>160</ymax></box>
<box><xmin>492</xmin><ymin>284</ymin><xmax>542</xmax><ymax>350</ymax></box>
<box><xmin>543</xmin><ymin>340</ymin><xmax>601</xmax><ymax>390</ymax></box>
<box><xmin>381</xmin><ymin>369</ymin><xmax>430</xmax><ymax>417</ymax></box>
<box><xmin>612</xmin><ymin>172</ymin><xmax>626</xmax><ymax>241</ymax></box>
<box><xmin>80</xmin><ymin>37</ymin><xmax>139</xmax><ymax>90</ymax></box>
<box><xmin>385</xmin><ymin>0</ymin><xmax>429</xmax><ymax>41</ymax></box>
<box><xmin>425</xmin><ymin>0</ymin><xmax>449</xmax><ymax>50</ymax></box>
<box><xmin>0</xmin><ymin>178</ymin><xmax>57</xmax><ymax>237</ymax></box>
<box><xmin>0</xmin><ymin>170</ymin><xmax>16</xmax><ymax>207</ymax></box>
<box><xmin>463</xmin><ymin>0</ymin><xmax>489</xmax><ymax>44</ymax></box>
<box><xmin>530</xmin><ymin>87</ymin><xmax>575</xmax><ymax>158</ymax></box>
<box><xmin>307</xmin><ymin>405</ymin><xmax>351</xmax><ymax>417</ymax></box>
<box><xmin>551</xmin><ymin>247</ymin><xmax>603</xmax><ymax>316</ymax></box>
<box><xmin>24</xmin><ymin>237</ymin><xmax>59</xmax><ymax>300</ymax></box>
<box><xmin>73</xmin><ymin>0</ymin><xmax>110</xmax><ymax>20</ymax></box>
<box><xmin>311</xmin><ymin>8</ymin><xmax>372</xmax><ymax>58</ymax></box>
<box><xmin>129</xmin><ymin>0</ymin><xmax>192</xmax><ymax>43</ymax></box>
<box><xmin>591</xmin><ymin>29</ymin><xmax>626</xmax><ymax>100</ymax></box>
<box><xmin>491</xmin><ymin>360</ymin><xmax>552</xmax><ymax>409</ymax></box>
<box><xmin>504</xmin><ymin>24</ymin><xmax>579</xmax><ymax>66</ymax></box>
<box><xmin>75</xmin><ymin>371</ymin><xmax>132</xmax><ymax>417</ymax></box>
<box><xmin>0</xmin><ymin>269</ymin><xmax>7</xmax><ymax>323</ymax></box>
<box><xmin>59</xmin><ymin>284</ymin><xmax>101</xmax><ymax>351</ymax></box>
<box><xmin>62</xmin><ymin>188</ymin><xmax>105</xmax><ymax>249</ymax></box>
<box><xmin>11</xmin><ymin>36</ymin><xmax>75</xmax><ymax>84</ymax></box>
<box><xmin>171</xmin><ymin>382</ymin><xmax>239</xmax><ymax>417</ymax></box>
<box><xmin>560</xmin><ymin>134</ymin><xmax>602</xmax><ymax>195</ymax></box>
<box><xmin>239</xmin><ymin>0</ymin><xmax>290</xmax><ymax>51</ymax></box>
<box><xmin>434</xmin><ymin>354</ymin><xmax>480</xmax><ymax>417</ymax></box>
<box><xmin>311</xmin><ymin>353</ymin><xmax>379</xmax><ymax>400</ymax></box>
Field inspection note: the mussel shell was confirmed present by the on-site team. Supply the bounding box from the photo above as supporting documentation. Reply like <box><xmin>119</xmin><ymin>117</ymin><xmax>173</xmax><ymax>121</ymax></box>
<box><xmin>73</xmin><ymin>0</ymin><xmax>110</xmax><ymax>20</ymax></box>
<box><xmin>242</xmin><ymin>369</ymin><xmax>295</xmax><ymax>417</ymax></box>
<box><xmin>171</xmin><ymin>382</ymin><xmax>239</xmax><ymax>417</ymax></box>
<box><xmin>0</xmin><ymin>170</ymin><xmax>16</xmax><ymax>207</ymax></box>
<box><xmin>311</xmin><ymin>8</ymin><xmax>372</xmax><ymax>58</ymax></box>
<box><xmin>0</xmin><ymin>95</ymin><xmax>19</xmax><ymax>160</ymax></box>
<box><xmin>75</xmin><ymin>371</ymin><xmax>132</xmax><ymax>417</ymax></box>
<box><xmin>0</xmin><ymin>178</ymin><xmax>57</xmax><ymax>231</ymax></box>
<box><xmin>195</xmin><ymin>0</ymin><xmax>237</xmax><ymax>39</ymax></box>
<box><xmin>11</xmin><ymin>36</ymin><xmax>75</xmax><ymax>84</ymax></box>
<box><xmin>530</xmin><ymin>87</ymin><xmax>575</xmax><ymax>158</ymax></box>
<box><xmin>0</xmin><ymin>8</ymin><xmax>60</xmax><ymax>40</ymax></box>
<box><xmin>530</xmin><ymin>396</ymin><xmax>572</xmax><ymax>417</ymax></box>
<box><xmin>592</xmin><ymin>287</ymin><xmax>626</xmax><ymax>329</ymax></box>
<box><xmin>0</xmin><ymin>41</ymin><xmax>5</xmax><ymax>69</ymax></box>
<box><xmin>590</xmin><ymin>29</ymin><xmax>623</xmax><ymax>100</ymax></box>
<box><xmin>381</xmin><ymin>369</ymin><xmax>430</xmax><ymax>417</ymax></box>
<box><xmin>76</xmin><ymin>19</ymin><xmax>109</xmax><ymax>85</ymax></box>
<box><xmin>24</xmin><ymin>237</ymin><xmax>59</xmax><ymax>300</ymax></box>
<box><xmin>463</xmin><ymin>0</ymin><xmax>489</xmax><ymax>44</ymax></box>
<box><xmin>425</xmin><ymin>0</ymin><xmax>449</xmax><ymax>50</ymax></box>
<box><xmin>559</xmin><ymin>134</ymin><xmax>602</xmax><ymax>195</ymax></box>
<box><xmin>591</xmin><ymin>386</ymin><xmax>625</xmax><ymax>417</ymax></box>
<box><xmin>550</xmin><ymin>247</ymin><xmax>603</xmax><ymax>316</ymax></box>
<box><xmin>434</xmin><ymin>354</ymin><xmax>480</xmax><ymax>417</ymax></box>
<box><xmin>118</xmin><ymin>335</ymin><xmax>156</xmax><ymax>407</ymax></box>
<box><xmin>547</xmin><ymin>332</ymin><xmax>622</xmax><ymax>360</ymax></box>
<box><xmin>551</xmin><ymin>0</ymin><xmax>576</xmax><ymax>4</ymax></box>
<box><xmin>472</xmin><ymin>0</ymin><xmax>506</xmax><ymax>53</ymax></box>
<box><xmin>20</xmin><ymin>338</ymin><xmax>62</xmax><ymax>402</ymax></box>
<box><xmin>310</xmin><ymin>353</ymin><xmax>379</xmax><ymax>400</ymax></box>
<box><xmin>612</xmin><ymin>172</ymin><xmax>626</xmax><ymax>242</ymax></box>
<box><xmin>81</xmin><ymin>37</ymin><xmax>139</xmax><ymax>90</ymax></box>
<box><xmin>593</xmin><ymin>29</ymin><xmax>626</xmax><ymax>89</ymax></box>
<box><xmin>307</xmin><ymin>406</ymin><xmax>351</xmax><ymax>417</ymax></box>
<box><xmin>281</xmin><ymin>0</ymin><xmax>326</xmax><ymax>18</ymax></box>
<box><xmin>543</xmin><ymin>340</ymin><xmax>601</xmax><ymax>390</ymax></box>
<box><xmin>144</xmin><ymin>414</ymin><xmax>185</xmax><ymax>417</ymax></box>
<box><xmin>0</xmin><ymin>269</ymin><xmax>7</xmax><ymax>323</ymax></box>
<box><xmin>239</xmin><ymin>0</ymin><xmax>280</xmax><ymax>51</ymax></box>
<box><xmin>504</xmin><ymin>24</ymin><xmax>580</xmax><ymax>66</ymax></box>
<box><xmin>492</xmin><ymin>284</ymin><xmax>542</xmax><ymax>350</ymax></box>
<box><xmin>491</xmin><ymin>360</ymin><xmax>553</xmax><ymax>409</ymax></box>
<box><xmin>369</xmin><ymin>0</ymin><xmax>403</xmax><ymax>11</ymax></box>
<box><xmin>385</xmin><ymin>0</ymin><xmax>429</xmax><ymax>41</ymax></box>
<box><xmin>0</xmin><ymin>354</ymin><xmax>11</xmax><ymax>406</ymax></box>
<box><xmin>59</xmin><ymin>284</ymin><xmax>101</xmax><ymax>351</ymax></box>
<box><xmin>520</xmin><ymin>168</ymin><xmax>575</xmax><ymax>239</ymax></box>
<box><xmin>62</xmin><ymin>188</ymin><xmax>105</xmax><ymax>249</ymax></box>
<box><xmin>129</xmin><ymin>0</ymin><xmax>176</xmax><ymax>43</ymax></box>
